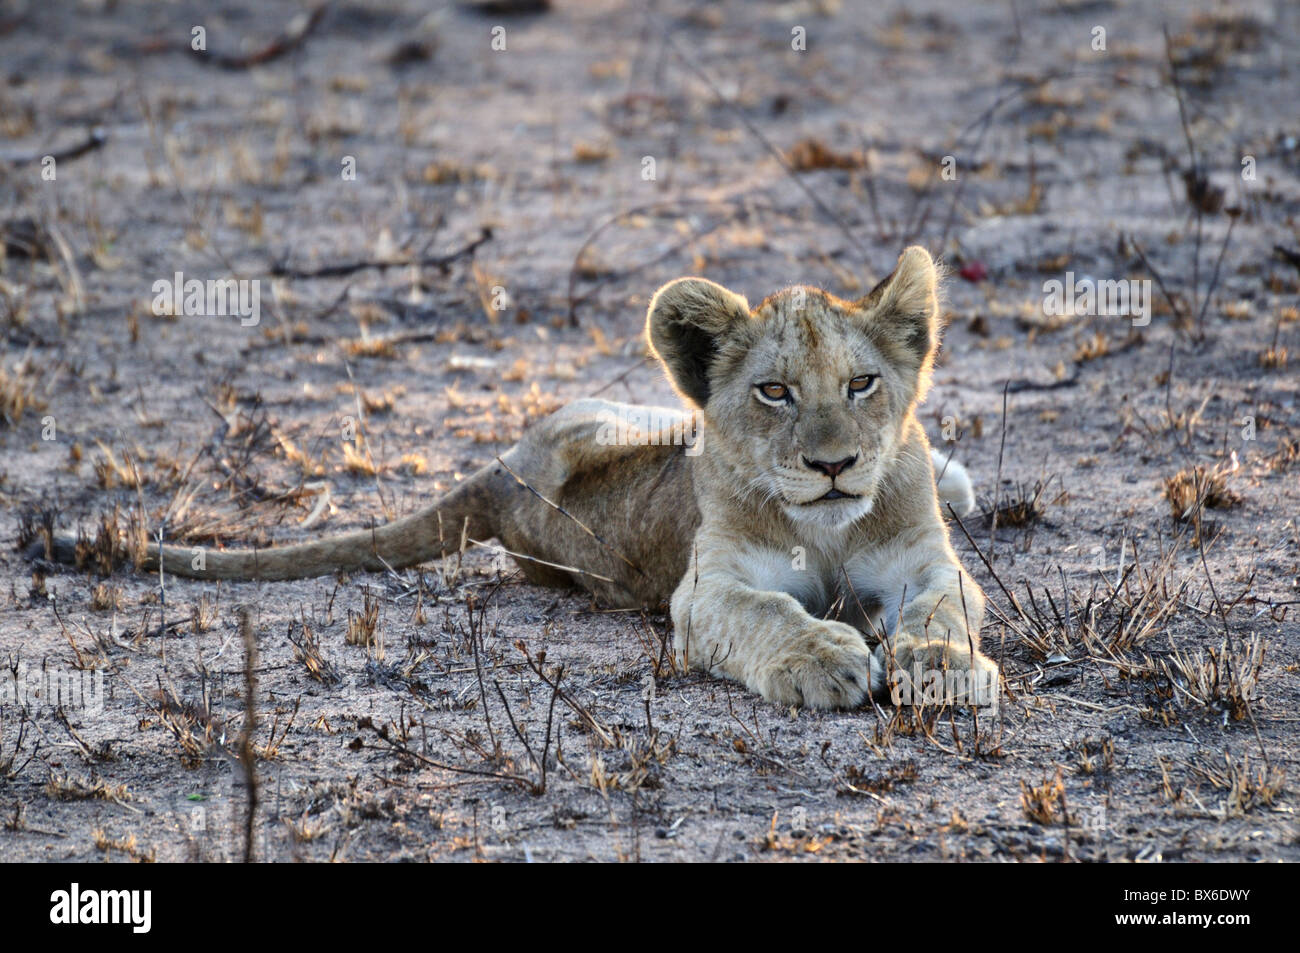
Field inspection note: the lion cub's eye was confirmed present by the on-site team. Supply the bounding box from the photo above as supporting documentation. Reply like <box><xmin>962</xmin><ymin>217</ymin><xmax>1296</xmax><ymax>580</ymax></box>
<box><xmin>848</xmin><ymin>374</ymin><xmax>878</xmax><ymax>396</ymax></box>
<box><xmin>756</xmin><ymin>382</ymin><xmax>791</xmax><ymax>403</ymax></box>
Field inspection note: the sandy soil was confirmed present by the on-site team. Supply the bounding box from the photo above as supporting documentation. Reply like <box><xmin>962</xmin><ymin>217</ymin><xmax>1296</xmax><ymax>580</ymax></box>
<box><xmin>0</xmin><ymin>0</ymin><xmax>1297</xmax><ymax>862</ymax></box>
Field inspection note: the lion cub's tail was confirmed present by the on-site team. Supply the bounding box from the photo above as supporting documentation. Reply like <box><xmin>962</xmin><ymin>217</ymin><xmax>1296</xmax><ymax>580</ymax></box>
<box><xmin>28</xmin><ymin>465</ymin><xmax>498</xmax><ymax>582</ymax></box>
<box><xmin>930</xmin><ymin>449</ymin><xmax>976</xmax><ymax>518</ymax></box>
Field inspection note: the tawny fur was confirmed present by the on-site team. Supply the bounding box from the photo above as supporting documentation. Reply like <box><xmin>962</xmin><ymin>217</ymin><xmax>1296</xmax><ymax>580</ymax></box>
<box><xmin>35</xmin><ymin>246</ymin><xmax>996</xmax><ymax>709</ymax></box>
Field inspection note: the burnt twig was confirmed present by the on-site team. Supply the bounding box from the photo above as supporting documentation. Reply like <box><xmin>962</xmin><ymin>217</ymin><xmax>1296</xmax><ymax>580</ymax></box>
<box><xmin>271</xmin><ymin>228</ymin><xmax>492</xmax><ymax>280</ymax></box>
<box><xmin>190</xmin><ymin>4</ymin><xmax>329</xmax><ymax>71</ymax></box>
<box><xmin>237</xmin><ymin>608</ymin><xmax>259</xmax><ymax>863</ymax></box>
<box><xmin>0</xmin><ymin>128</ymin><xmax>106</xmax><ymax>167</ymax></box>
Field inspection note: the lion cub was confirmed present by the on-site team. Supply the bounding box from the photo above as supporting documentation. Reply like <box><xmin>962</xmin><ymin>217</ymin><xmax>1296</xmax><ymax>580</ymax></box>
<box><xmin>33</xmin><ymin>247</ymin><xmax>996</xmax><ymax>709</ymax></box>
<box><xmin>645</xmin><ymin>246</ymin><xmax>996</xmax><ymax>708</ymax></box>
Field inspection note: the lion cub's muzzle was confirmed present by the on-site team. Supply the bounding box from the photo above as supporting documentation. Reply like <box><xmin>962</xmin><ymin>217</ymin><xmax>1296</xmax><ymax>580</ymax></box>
<box><xmin>800</xmin><ymin>453</ymin><xmax>862</xmax><ymax>501</ymax></box>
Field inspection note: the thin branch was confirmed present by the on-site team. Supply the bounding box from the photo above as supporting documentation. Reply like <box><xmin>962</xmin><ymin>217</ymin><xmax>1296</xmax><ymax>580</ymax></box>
<box><xmin>190</xmin><ymin>4</ymin><xmax>329</xmax><ymax>71</ymax></box>
<box><xmin>271</xmin><ymin>227</ymin><xmax>492</xmax><ymax>280</ymax></box>
<box><xmin>0</xmin><ymin>128</ymin><xmax>107</xmax><ymax>167</ymax></box>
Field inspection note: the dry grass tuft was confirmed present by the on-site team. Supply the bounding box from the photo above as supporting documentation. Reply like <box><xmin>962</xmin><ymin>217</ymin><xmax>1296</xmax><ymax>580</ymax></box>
<box><xmin>92</xmin><ymin>829</ymin><xmax>156</xmax><ymax>863</ymax></box>
<box><xmin>1266</xmin><ymin>438</ymin><xmax>1299</xmax><ymax>472</ymax></box>
<box><xmin>15</xmin><ymin>507</ymin><xmax>57</xmax><ymax>559</ymax></box>
<box><xmin>1188</xmin><ymin>751</ymin><xmax>1285</xmax><ymax>817</ymax></box>
<box><xmin>1071</xmin><ymin>735</ymin><xmax>1115</xmax><ymax>776</ymax></box>
<box><xmin>342</xmin><ymin>436</ymin><xmax>380</xmax><ymax>476</ymax></box>
<box><xmin>190</xmin><ymin>591</ymin><xmax>219</xmax><ymax>633</ymax></box>
<box><xmin>346</xmin><ymin>588</ymin><xmax>383</xmax><ymax>660</ymax></box>
<box><xmin>987</xmin><ymin>538</ymin><xmax>1195</xmax><ymax>660</ymax></box>
<box><xmin>983</xmin><ymin>479</ymin><xmax>1060</xmax><ymax>528</ymax></box>
<box><xmin>1</xmin><ymin>712</ymin><xmax>34</xmax><ymax>781</ymax></box>
<box><xmin>343</xmin><ymin>336</ymin><xmax>397</xmax><ymax>359</ymax></box>
<box><xmin>786</xmin><ymin>137</ymin><xmax>865</xmax><ymax>171</ymax></box>
<box><xmin>289</xmin><ymin>615</ymin><xmax>341</xmax><ymax>685</ymax></box>
<box><xmin>90</xmin><ymin>583</ymin><xmax>122</xmax><ymax>612</ymax></box>
<box><xmin>46</xmin><ymin>770</ymin><xmax>131</xmax><ymax>804</ymax></box>
<box><xmin>1019</xmin><ymin>767</ymin><xmax>1066</xmax><ymax>824</ymax></box>
<box><xmin>1258</xmin><ymin>346</ymin><xmax>1288</xmax><ymax>369</ymax></box>
<box><xmin>1163</xmin><ymin>465</ymin><xmax>1241</xmax><ymax>522</ymax></box>
<box><xmin>1161</xmin><ymin>635</ymin><xmax>1265</xmax><ymax>722</ymax></box>
<box><xmin>0</xmin><ymin>363</ymin><xmax>46</xmax><ymax>428</ymax></box>
<box><xmin>73</xmin><ymin>507</ymin><xmax>145</xmax><ymax>577</ymax></box>
<box><xmin>92</xmin><ymin>442</ymin><xmax>145</xmax><ymax>490</ymax></box>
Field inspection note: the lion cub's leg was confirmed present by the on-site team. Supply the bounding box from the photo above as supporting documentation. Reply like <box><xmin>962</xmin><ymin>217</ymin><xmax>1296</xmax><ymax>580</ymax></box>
<box><xmin>844</xmin><ymin>530</ymin><xmax>998</xmax><ymax>708</ymax></box>
<box><xmin>669</xmin><ymin>539</ymin><xmax>883</xmax><ymax>709</ymax></box>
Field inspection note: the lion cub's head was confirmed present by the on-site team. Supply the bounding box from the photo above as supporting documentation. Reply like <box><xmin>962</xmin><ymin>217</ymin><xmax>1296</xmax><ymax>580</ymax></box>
<box><xmin>646</xmin><ymin>246</ymin><xmax>941</xmax><ymax>530</ymax></box>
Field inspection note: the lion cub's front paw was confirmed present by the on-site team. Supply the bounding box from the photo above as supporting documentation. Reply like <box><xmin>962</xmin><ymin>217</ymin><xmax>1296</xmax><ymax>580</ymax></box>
<box><xmin>754</xmin><ymin>621</ymin><xmax>882</xmax><ymax>709</ymax></box>
<box><xmin>875</xmin><ymin>633</ymin><xmax>999</xmax><ymax>708</ymax></box>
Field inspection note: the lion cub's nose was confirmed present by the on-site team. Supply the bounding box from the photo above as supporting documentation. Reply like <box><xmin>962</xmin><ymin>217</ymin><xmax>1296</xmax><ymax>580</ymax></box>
<box><xmin>803</xmin><ymin>455</ymin><xmax>857</xmax><ymax>478</ymax></box>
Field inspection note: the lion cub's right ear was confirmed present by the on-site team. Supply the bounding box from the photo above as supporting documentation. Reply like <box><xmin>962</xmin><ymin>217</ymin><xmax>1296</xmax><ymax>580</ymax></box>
<box><xmin>646</xmin><ymin>277</ymin><xmax>751</xmax><ymax>408</ymax></box>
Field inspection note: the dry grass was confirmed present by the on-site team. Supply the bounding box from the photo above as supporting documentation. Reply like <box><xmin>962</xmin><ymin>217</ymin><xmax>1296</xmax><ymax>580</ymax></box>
<box><xmin>1072</xmin><ymin>331</ymin><xmax>1112</xmax><ymax>363</ymax></box>
<box><xmin>92</xmin><ymin>442</ymin><xmax>145</xmax><ymax>490</ymax></box>
<box><xmin>73</xmin><ymin>507</ymin><xmax>146</xmax><ymax>577</ymax></box>
<box><xmin>1019</xmin><ymin>767</ymin><xmax>1066</xmax><ymax>825</ymax></box>
<box><xmin>786</xmin><ymin>137</ymin><xmax>865</xmax><ymax>171</ymax></box>
<box><xmin>1071</xmin><ymin>735</ymin><xmax>1115</xmax><ymax>776</ymax></box>
<box><xmin>346</xmin><ymin>588</ymin><xmax>383</xmax><ymax>660</ymax></box>
<box><xmin>396</xmin><ymin>453</ymin><xmax>428</xmax><ymax>476</ymax></box>
<box><xmin>1163</xmin><ymin>465</ymin><xmax>1241</xmax><ymax>522</ymax></box>
<box><xmin>15</xmin><ymin>507</ymin><xmax>56</xmax><ymax>559</ymax></box>
<box><xmin>0</xmin><ymin>362</ymin><xmax>46</xmax><ymax>428</ymax></box>
<box><xmin>572</xmin><ymin>140</ymin><xmax>614</xmax><ymax>163</ymax></box>
<box><xmin>283</xmin><ymin>810</ymin><xmax>333</xmax><ymax>844</ymax></box>
<box><xmin>90</xmin><ymin>583</ymin><xmax>122</xmax><ymax>612</ymax></box>
<box><xmin>983</xmin><ymin>478</ymin><xmax>1060</xmax><ymax>529</ymax></box>
<box><xmin>421</xmin><ymin>159</ymin><xmax>494</xmax><ymax>185</ymax></box>
<box><xmin>1266</xmin><ymin>438</ymin><xmax>1299</xmax><ymax>473</ymax></box>
<box><xmin>255</xmin><ymin>699</ymin><xmax>300</xmax><ymax>761</ymax></box>
<box><xmin>588</xmin><ymin>731</ymin><xmax>676</xmax><ymax>795</ymax></box>
<box><xmin>91</xmin><ymin>829</ymin><xmax>156</xmax><ymax>863</ymax></box>
<box><xmin>343</xmin><ymin>336</ymin><xmax>397</xmax><ymax>359</ymax></box>
<box><xmin>46</xmin><ymin>770</ymin><xmax>131</xmax><ymax>804</ymax></box>
<box><xmin>1188</xmin><ymin>751</ymin><xmax>1285</xmax><ymax>817</ymax></box>
<box><xmin>142</xmin><ymin>688</ymin><xmax>210</xmax><ymax>769</ymax></box>
<box><xmin>289</xmin><ymin>615</ymin><xmax>341</xmax><ymax>685</ymax></box>
<box><xmin>1258</xmin><ymin>346</ymin><xmax>1288</xmax><ymax>369</ymax></box>
<box><xmin>1161</xmin><ymin>635</ymin><xmax>1265</xmax><ymax>722</ymax></box>
<box><xmin>988</xmin><ymin>541</ymin><xmax>1193</xmax><ymax>661</ymax></box>
<box><xmin>342</xmin><ymin>436</ymin><xmax>380</xmax><ymax>476</ymax></box>
<box><xmin>190</xmin><ymin>591</ymin><xmax>219</xmax><ymax>633</ymax></box>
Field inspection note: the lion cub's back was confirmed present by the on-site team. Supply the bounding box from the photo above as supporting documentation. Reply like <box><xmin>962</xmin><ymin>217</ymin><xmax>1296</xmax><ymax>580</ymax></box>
<box><xmin>498</xmin><ymin>399</ymin><xmax>701</xmax><ymax>607</ymax></box>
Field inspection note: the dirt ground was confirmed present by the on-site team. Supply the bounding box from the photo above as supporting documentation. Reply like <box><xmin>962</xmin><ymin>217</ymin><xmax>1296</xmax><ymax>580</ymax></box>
<box><xmin>0</xmin><ymin>0</ymin><xmax>1297</xmax><ymax>863</ymax></box>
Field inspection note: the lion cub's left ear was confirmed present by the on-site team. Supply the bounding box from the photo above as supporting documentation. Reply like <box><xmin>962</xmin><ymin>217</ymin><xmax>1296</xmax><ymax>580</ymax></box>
<box><xmin>856</xmin><ymin>245</ymin><xmax>940</xmax><ymax>367</ymax></box>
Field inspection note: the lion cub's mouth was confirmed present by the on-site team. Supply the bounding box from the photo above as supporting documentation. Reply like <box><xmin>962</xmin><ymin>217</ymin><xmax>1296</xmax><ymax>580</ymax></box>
<box><xmin>814</xmin><ymin>488</ymin><xmax>858</xmax><ymax>502</ymax></box>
